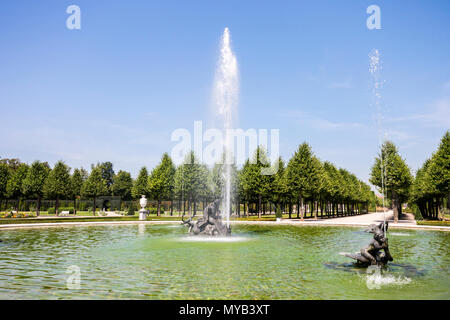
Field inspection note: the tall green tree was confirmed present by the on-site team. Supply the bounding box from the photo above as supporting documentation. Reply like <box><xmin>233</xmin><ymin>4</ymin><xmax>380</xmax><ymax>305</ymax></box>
<box><xmin>322</xmin><ymin>162</ymin><xmax>343</xmax><ymax>217</ymax></box>
<box><xmin>6</xmin><ymin>163</ymin><xmax>29</xmax><ymax>211</ymax></box>
<box><xmin>22</xmin><ymin>161</ymin><xmax>50</xmax><ymax>216</ymax></box>
<box><xmin>148</xmin><ymin>153</ymin><xmax>176</xmax><ymax>216</ymax></box>
<box><xmin>43</xmin><ymin>161</ymin><xmax>71</xmax><ymax>215</ymax></box>
<box><xmin>132</xmin><ymin>167</ymin><xmax>149</xmax><ymax>199</ymax></box>
<box><xmin>411</xmin><ymin>131</ymin><xmax>450</xmax><ymax>220</ymax></box>
<box><xmin>112</xmin><ymin>170</ymin><xmax>133</xmax><ymax>201</ymax></box>
<box><xmin>239</xmin><ymin>146</ymin><xmax>274</xmax><ymax>218</ymax></box>
<box><xmin>99</xmin><ymin>161</ymin><xmax>115</xmax><ymax>195</ymax></box>
<box><xmin>71</xmin><ymin>168</ymin><xmax>87</xmax><ymax>215</ymax></box>
<box><xmin>0</xmin><ymin>163</ymin><xmax>10</xmax><ymax>210</ymax></box>
<box><xmin>271</xmin><ymin>157</ymin><xmax>289</xmax><ymax>215</ymax></box>
<box><xmin>81</xmin><ymin>164</ymin><xmax>108</xmax><ymax>215</ymax></box>
<box><xmin>173</xmin><ymin>152</ymin><xmax>209</xmax><ymax>216</ymax></box>
<box><xmin>426</xmin><ymin>131</ymin><xmax>449</xmax><ymax>218</ymax></box>
<box><xmin>370</xmin><ymin>141</ymin><xmax>413</xmax><ymax>222</ymax></box>
<box><xmin>285</xmin><ymin>143</ymin><xmax>322</xmax><ymax>220</ymax></box>
<box><xmin>210</xmin><ymin>153</ymin><xmax>239</xmax><ymax>215</ymax></box>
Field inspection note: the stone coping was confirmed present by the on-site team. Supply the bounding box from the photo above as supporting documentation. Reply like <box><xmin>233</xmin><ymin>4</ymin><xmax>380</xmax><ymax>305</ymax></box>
<box><xmin>0</xmin><ymin>219</ymin><xmax>448</xmax><ymax>231</ymax></box>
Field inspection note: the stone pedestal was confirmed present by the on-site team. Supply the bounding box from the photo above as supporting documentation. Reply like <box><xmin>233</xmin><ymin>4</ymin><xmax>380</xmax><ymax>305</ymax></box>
<box><xmin>139</xmin><ymin>209</ymin><xmax>148</xmax><ymax>221</ymax></box>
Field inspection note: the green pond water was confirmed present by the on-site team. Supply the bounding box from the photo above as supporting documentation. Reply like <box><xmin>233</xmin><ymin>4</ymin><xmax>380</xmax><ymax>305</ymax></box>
<box><xmin>0</xmin><ymin>224</ymin><xmax>448</xmax><ymax>299</ymax></box>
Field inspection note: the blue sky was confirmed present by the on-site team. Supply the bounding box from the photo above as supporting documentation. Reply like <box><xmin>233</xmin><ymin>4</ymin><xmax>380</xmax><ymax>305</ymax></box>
<box><xmin>0</xmin><ymin>0</ymin><xmax>449</xmax><ymax>183</ymax></box>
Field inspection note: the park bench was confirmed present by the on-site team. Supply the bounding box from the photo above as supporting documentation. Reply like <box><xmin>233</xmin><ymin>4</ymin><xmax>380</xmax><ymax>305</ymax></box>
<box><xmin>59</xmin><ymin>211</ymin><xmax>70</xmax><ymax>216</ymax></box>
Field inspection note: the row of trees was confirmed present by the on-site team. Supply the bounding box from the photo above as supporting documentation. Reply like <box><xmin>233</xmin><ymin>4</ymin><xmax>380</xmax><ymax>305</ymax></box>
<box><xmin>410</xmin><ymin>132</ymin><xmax>449</xmax><ymax>220</ymax></box>
<box><xmin>369</xmin><ymin>131</ymin><xmax>449</xmax><ymax>222</ymax></box>
<box><xmin>2</xmin><ymin>132</ymin><xmax>447</xmax><ymax>220</ymax></box>
<box><xmin>0</xmin><ymin>160</ymin><xmax>132</xmax><ymax>216</ymax></box>
<box><xmin>1</xmin><ymin>143</ymin><xmax>377</xmax><ymax>219</ymax></box>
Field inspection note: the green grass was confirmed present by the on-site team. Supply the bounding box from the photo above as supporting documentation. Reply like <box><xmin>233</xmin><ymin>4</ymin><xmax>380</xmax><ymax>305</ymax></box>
<box><xmin>417</xmin><ymin>220</ymin><xmax>450</xmax><ymax>227</ymax></box>
<box><xmin>0</xmin><ymin>214</ymin><xmax>185</xmax><ymax>225</ymax></box>
<box><xmin>0</xmin><ymin>216</ymin><xmax>138</xmax><ymax>224</ymax></box>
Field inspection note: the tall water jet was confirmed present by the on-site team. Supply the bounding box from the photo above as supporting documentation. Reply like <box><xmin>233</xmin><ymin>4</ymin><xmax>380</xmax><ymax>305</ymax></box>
<box><xmin>369</xmin><ymin>49</ymin><xmax>387</xmax><ymax>231</ymax></box>
<box><xmin>213</xmin><ymin>27</ymin><xmax>239</xmax><ymax>227</ymax></box>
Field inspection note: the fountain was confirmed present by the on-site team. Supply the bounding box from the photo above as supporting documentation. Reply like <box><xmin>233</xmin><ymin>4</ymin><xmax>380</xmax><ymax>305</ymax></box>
<box><xmin>182</xmin><ymin>28</ymin><xmax>238</xmax><ymax>236</ymax></box>
<box><xmin>214</xmin><ymin>27</ymin><xmax>239</xmax><ymax>228</ymax></box>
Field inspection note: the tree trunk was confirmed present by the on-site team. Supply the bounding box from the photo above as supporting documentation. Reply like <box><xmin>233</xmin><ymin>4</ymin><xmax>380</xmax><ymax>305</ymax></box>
<box><xmin>299</xmin><ymin>195</ymin><xmax>304</xmax><ymax>221</ymax></box>
<box><xmin>314</xmin><ymin>200</ymin><xmax>318</xmax><ymax>219</ymax></box>
<box><xmin>392</xmin><ymin>191</ymin><xmax>398</xmax><ymax>223</ymax></box>
<box><xmin>55</xmin><ymin>198</ymin><xmax>59</xmax><ymax>216</ymax></box>
<box><xmin>93</xmin><ymin>196</ymin><xmax>96</xmax><ymax>216</ymax></box>
<box><xmin>157</xmin><ymin>199</ymin><xmax>161</xmax><ymax>216</ymax></box>
<box><xmin>258</xmin><ymin>195</ymin><xmax>262</xmax><ymax>219</ymax></box>
<box><xmin>73</xmin><ymin>198</ymin><xmax>76</xmax><ymax>216</ymax></box>
<box><xmin>193</xmin><ymin>201</ymin><xmax>197</xmax><ymax>217</ymax></box>
<box><xmin>36</xmin><ymin>197</ymin><xmax>41</xmax><ymax>217</ymax></box>
<box><xmin>170</xmin><ymin>200</ymin><xmax>173</xmax><ymax>216</ymax></box>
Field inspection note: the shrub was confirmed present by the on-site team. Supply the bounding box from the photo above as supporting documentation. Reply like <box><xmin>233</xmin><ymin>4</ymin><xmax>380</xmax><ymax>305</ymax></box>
<box><xmin>275</xmin><ymin>206</ymin><xmax>283</xmax><ymax>219</ymax></box>
<box><xmin>411</xmin><ymin>204</ymin><xmax>423</xmax><ymax>221</ymax></box>
<box><xmin>148</xmin><ymin>207</ymin><xmax>165</xmax><ymax>215</ymax></box>
<box><xmin>47</xmin><ymin>207</ymin><xmax>55</xmax><ymax>214</ymax></box>
<box><xmin>127</xmin><ymin>206</ymin><xmax>135</xmax><ymax>216</ymax></box>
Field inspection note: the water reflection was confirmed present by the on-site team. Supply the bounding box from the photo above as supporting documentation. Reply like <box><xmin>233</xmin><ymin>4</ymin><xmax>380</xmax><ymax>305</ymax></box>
<box><xmin>0</xmin><ymin>224</ymin><xmax>448</xmax><ymax>299</ymax></box>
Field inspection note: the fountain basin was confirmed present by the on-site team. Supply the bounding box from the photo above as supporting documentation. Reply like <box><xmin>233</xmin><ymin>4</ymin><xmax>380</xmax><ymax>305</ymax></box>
<box><xmin>0</xmin><ymin>224</ymin><xmax>448</xmax><ymax>299</ymax></box>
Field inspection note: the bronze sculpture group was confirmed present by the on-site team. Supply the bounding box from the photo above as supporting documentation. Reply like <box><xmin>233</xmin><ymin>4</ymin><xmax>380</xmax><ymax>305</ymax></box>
<box><xmin>182</xmin><ymin>199</ymin><xmax>231</xmax><ymax>236</ymax></box>
<box><xmin>342</xmin><ymin>221</ymin><xmax>393</xmax><ymax>267</ymax></box>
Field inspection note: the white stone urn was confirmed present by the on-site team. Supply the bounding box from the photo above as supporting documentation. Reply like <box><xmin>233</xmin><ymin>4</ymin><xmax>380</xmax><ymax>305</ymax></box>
<box><xmin>139</xmin><ymin>195</ymin><xmax>148</xmax><ymax>210</ymax></box>
<box><xmin>139</xmin><ymin>195</ymin><xmax>148</xmax><ymax>220</ymax></box>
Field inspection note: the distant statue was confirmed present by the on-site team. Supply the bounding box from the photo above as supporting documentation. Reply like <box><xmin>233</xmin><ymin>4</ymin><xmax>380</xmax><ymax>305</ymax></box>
<box><xmin>182</xmin><ymin>199</ymin><xmax>231</xmax><ymax>236</ymax></box>
<box><xmin>341</xmin><ymin>221</ymin><xmax>393</xmax><ymax>267</ymax></box>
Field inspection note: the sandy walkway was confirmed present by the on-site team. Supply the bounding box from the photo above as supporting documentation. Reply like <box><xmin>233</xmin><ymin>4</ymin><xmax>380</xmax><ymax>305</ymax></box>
<box><xmin>321</xmin><ymin>210</ymin><xmax>395</xmax><ymax>224</ymax></box>
<box><xmin>1</xmin><ymin>211</ymin><xmax>448</xmax><ymax>231</ymax></box>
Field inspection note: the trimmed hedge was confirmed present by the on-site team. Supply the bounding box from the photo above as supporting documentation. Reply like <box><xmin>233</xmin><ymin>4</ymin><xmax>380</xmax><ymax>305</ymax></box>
<box><xmin>148</xmin><ymin>207</ymin><xmax>165</xmax><ymax>215</ymax></box>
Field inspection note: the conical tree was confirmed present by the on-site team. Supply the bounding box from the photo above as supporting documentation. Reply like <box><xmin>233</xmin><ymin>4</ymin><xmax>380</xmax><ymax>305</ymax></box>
<box><xmin>271</xmin><ymin>157</ymin><xmax>288</xmax><ymax>216</ymax></box>
<box><xmin>6</xmin><ymin>163</ymin><xmax>29</xmax><ymax>212</ymax></box>
<box><xmin>240</xmin><ymin>146</ymin><xmax>274</xmax><ymax>219</ymax></box>
<box><xmin>370</xmin><ymin>141</ymin><xmax>413</xmax><ymax>222</ymax></box>
<box><xmin>112</xmin><ymin>170</ymin><xmax>133</xmax><ymax>201</ymax></box>
<box><xmin>81</xmin><ymin>164</ymin><xmax>108</xmax><ymax>216</ymax></box>
<box><xmin>23</xmin><ymin>161</ymin><xmax>50</xmax><ymax>216</ymax></box>
<box><xmin>285</xmin><ymin>143</ymin><xmax>322</xmax><ymax>220</ymax></box>
<box><xmin>0</xmin><ymin>163</ymin><xmax>10</xmax><ymax>211</ymax></box>
<box><xmin>174</xmin><ymin>152</ymin><xmax>209</xmax><ymax>216</ymax></box>
<box><xmin>44</xmin><ymin>161</ymin><xmax>71</xmax><ymax>215</ymax></box>
<box><xmin>148</xmin><ymin>153</ymin><xmax>176</xmax><ymax>216</ymax></box>
<box><xmin>71</xmin><ymin>168</ymin><xmax>87</xmax><ymax>215</ymax></box>
<box><xmin>132</xmin><ymin>167</ymin><xmax>149</xmax><ymax>199</ymax></box>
